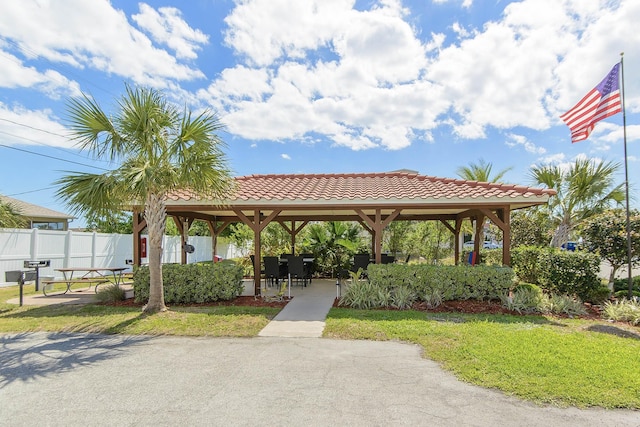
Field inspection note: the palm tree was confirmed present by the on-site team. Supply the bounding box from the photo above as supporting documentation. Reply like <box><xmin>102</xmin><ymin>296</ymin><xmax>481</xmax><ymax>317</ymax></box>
<box><xmin>456</xmin><ymin>159</ymin><xmax>512</xmax><ymax>183</ymax></box>
<box><xmin>529</xmin><ymin>158</ymin><xmax>624</xmax><ymax>248</ymax></box>
<box><xmin>0</xmin><ymin>196</ymin><xmax>26</xmax><ymax>228</ymax></box>
<box><xmin>56</xmin><ymin>85</ymin><xmax>235</xmax><ymax>313</ymax></box>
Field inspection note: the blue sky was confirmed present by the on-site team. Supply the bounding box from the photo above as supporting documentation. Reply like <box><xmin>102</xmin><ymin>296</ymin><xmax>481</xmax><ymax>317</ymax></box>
<box><xmin>0</xmin><ymin>0</ymin><xmax>639</xmax><ymax>227</ymax></box>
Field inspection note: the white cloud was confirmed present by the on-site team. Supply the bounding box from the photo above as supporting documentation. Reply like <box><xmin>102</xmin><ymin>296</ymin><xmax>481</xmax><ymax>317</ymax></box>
<box><xmin>0</xmin><ymin>0</ymin><xmax>206</xmax><ymax>90</ymax></box>
<box><xmin>0</xmin><ymin>51</ymin><xmax>81</xmax><ymax>99</ymax></box>
<box><xmin>132</xmin><ymin>4</ymin><xmax>209</xmax><ymax>60</ymax></box>
<box><xmin>281</xmin><ymin>153</ymin><xmax>291</xmax><ymax>160</ymax></box>
<box><xmin>0</xmin><ymin>103</ymin><xmax>72</xmax><ymax>148</ymax></box>
<box><xmin>505</xmin><ymin>133</ymin><xmax>546</xmax><ymax>155</ymax></box>
<box><xmin>203</xmin><ymin>0</ymin><xmax>640</xmax><ymax>153</ymax></box>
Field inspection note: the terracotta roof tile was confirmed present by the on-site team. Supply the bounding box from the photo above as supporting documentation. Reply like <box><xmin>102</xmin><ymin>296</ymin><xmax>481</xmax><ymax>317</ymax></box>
<box><xmin>166</xmin><ymin>172</ymin><xmax>555</xmax><ymax>203</ymax></box>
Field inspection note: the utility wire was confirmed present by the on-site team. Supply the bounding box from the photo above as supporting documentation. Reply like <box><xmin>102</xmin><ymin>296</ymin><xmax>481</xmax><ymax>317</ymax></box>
<box><xmin>7</xmin><ymin>186</ymin><xmax>58</xmax><ymax>197</ymax></box>
<box><xmin>0</xmin><ymin>143</ymin><xmax>110</xmax><ymax>171</ymax></box>
<box><xmin>0</xmin><ymin>123</ymin><xmax>111</xmax><ymax>163</ymax></box>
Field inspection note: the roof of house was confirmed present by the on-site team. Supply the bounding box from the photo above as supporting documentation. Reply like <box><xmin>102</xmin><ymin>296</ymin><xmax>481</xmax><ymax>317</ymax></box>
<box><xmin>0</xmin><ymin>195</ymin><xmax>74</xmax><ymax>221</ymax></box>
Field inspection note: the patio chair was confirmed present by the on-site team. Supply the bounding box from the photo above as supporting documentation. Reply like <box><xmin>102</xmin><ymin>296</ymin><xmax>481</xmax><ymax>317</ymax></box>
<box><xmin>381</xmin><ymin>254</ymin><xmax>395</xmax><ymax>264</ymax></box>
<box><xmin>352</xmin><ymin>253</ymin><xmax>371</xmax><ymax>278</ymax></box>
<box><xmin>287</xmin><ymin>255</ymin><xmax>308</xmax><ymax>287</ymax></box>
<box><xmin>263</xmin><ymin>256</ymin><xmax>285</xmax><ymax>287</ymax></box>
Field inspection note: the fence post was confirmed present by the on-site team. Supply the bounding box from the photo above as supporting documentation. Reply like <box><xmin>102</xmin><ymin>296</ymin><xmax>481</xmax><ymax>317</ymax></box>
<box><xmin>91</xmin><ymin>231</ymin><xmax>97</xmax><ymax>267</ymax></box>
<box><xmin>64</xmin><ymin>230</ymin><xmax>72</xmax><ymax>268</ymax></box>
<box><xmin>30</xmin><ymin>228</ymin><xmax>38</xmax><ymax>261</ymax></box>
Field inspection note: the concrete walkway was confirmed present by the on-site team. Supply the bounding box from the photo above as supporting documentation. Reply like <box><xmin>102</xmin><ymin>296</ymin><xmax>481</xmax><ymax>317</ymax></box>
<box><xmin>258</xmin><ymin>279</ymin><xmax>338</xmax><ymax>338</ymax></box>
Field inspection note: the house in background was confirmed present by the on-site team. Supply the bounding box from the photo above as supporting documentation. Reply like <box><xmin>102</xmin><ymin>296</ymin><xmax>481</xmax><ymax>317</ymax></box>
<box><xmin>0</xmin><ymin>195</ymin><xmax>74</xmax><ymax>231</ymax></box>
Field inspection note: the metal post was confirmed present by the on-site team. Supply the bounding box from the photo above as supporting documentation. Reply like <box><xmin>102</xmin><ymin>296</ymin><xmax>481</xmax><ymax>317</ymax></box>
<box><xmin>18</xmin><ymin>272</ymin><xmax>24</xmax><ymax>307</ymax></box>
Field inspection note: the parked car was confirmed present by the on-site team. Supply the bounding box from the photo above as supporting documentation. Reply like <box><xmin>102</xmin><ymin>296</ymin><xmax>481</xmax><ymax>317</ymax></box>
<box><xmin>561</xmin><ymin>241</ymin><xmax>578</xmax><ymax>251</ymax></box>
<box><xmin>463</xmin><ymin>241</ymin><xmax>501</xmax><ymax>250</ymax></box>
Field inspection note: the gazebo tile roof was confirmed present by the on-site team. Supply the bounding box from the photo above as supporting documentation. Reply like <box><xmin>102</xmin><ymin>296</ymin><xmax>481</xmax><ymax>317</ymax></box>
<box><xmin>166</xmin><ymin>171</ymin><xmax>555</xmax><ymax>203</ymax></box>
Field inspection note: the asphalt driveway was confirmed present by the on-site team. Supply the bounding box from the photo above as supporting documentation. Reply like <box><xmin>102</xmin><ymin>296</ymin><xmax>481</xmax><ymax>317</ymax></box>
<box><xmin>1</xmin><ymin>332</ymin><xmax>637</xmax><ymax>426</ymax></box>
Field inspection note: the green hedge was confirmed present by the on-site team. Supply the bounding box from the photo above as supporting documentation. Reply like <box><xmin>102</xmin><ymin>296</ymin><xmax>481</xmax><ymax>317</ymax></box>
<box><xmin>133</xmin><ymin>261</ymin><xmax>244</xmax><ymax>304</ymax></box>
<box><xmin>511</xmin><ymin>246</ymin><xmax>603</xmax><ymax>302</ymax></box>
<box><xmin>366</xmin><ymin>263</ymin><xmax>514</xmax><ymax>302</ymax></box>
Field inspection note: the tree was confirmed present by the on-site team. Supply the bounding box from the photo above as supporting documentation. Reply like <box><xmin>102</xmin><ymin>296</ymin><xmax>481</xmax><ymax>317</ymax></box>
<box><xmin>456</xmin><ymin>159</ymin><xmax>512</xmax><ymax>183</ymax></box>
<box><xmin>510</xmin><ymin>209</ymin><xmax>553</xmax><ymax>248</ymax></box>
<box><xmin>302</xmin><ymin>221</ymin><xmax>363</xmax><ymax>276</ymax></box>
<box><xmin>456</xmin><ymin>159</ymin><xmax>512</xmax><ymax>246</ymax></box>
<box><xmin>529</xmin><ymin>158</ymin><xmax>624</xmax><ymax>248</ymax></box>
<box><xmin>580</xmin><ymin>209</ymin><xmax>640</xmax><ymax>289</ymax></box>
<box><xmin>0</xmin><ymin>196</ymin><xmax>26</xmax><ymax>228</ymax></box>
<box><xmin>56</xmin><ymin>85</ymin><xmax>235</xmax><ymax>313</ymax></box>
<box><xmin>84</xmin><ymin>210</ymin><xmax>133</xmax><ymax>234</ymax></box>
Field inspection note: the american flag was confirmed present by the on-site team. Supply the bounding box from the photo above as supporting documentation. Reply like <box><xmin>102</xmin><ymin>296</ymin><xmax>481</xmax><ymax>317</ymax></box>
<box><xmin>560</xmin><ymin>63</ymin><xmax>622</xmax><ymax>143</ymax></box>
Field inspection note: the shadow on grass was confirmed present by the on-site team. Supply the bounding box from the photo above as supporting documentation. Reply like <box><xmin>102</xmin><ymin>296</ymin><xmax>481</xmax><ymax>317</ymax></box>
<box><xmin>586</xmin><ymin>324</ymin><xmax>640</xmax><ymax>340</ymax></box>
<box><xmin>1</xmin><ymin>304</ymin><xmax>139</xmax><ymax>319</ymax></box>
<box><xmin>0</xmin><ymin>332</ymin><xmax>151</xmax><ymax>389</ymax></box>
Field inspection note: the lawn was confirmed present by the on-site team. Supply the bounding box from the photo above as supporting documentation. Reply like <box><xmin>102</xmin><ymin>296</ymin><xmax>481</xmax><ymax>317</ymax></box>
<box><xmin>324</xmin><ymin>308</ymin><xmax>640</xmax><ymax>409</ymax></box>
<box><xmin>0</xmin><ymin>285</ymin><xmax>281</xmax><ymax>337</ymax></box>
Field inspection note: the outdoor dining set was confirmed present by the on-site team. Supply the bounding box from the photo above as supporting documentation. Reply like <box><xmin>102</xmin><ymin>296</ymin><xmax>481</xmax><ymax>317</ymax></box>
<box><xmin>253</xmin><ymin>252</ymin><xmax>398</xmax><ymax>289</ymax></box>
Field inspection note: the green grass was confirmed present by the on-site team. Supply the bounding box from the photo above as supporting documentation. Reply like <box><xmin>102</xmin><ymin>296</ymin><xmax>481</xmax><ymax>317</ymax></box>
<box><xmin>0</xmin><ymin>284</ymin><xmax>281</xmax><ymax>337</ymax></box>
<box><xmin>324</xmin><ymin>308</ymin><xmax>640</xmax><ymax>409</ymax></box>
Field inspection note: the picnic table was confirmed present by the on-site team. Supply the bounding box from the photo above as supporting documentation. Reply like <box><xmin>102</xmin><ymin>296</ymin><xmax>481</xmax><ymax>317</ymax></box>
<box><xmin>42</xmin><ymin>267</ymin><xmax>128</xmax><ymax>296</ymax></box>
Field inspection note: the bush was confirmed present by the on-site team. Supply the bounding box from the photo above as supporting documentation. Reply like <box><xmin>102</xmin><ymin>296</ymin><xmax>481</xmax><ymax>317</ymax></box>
<box><xmin>614</xmin><ymin>290</ymin><xmax>640</xmax><ymax>299</ymax></box>
<box><xmin>511</xmin><ymin>246</ymin><xmax>551</xmax><ymax>284</ymax></box>
<box><xmin>542</xmin><ymin>294</ymin><xmax>587</xmax><ymax>316</ymax></box>
<box><xmin>537</xmin><ymin>250</ymin><xmax>601</xmax><ymax>301</ymax></box>
<box><xmin>94</xmin><ymin>284</ymin><xmax>126</xmax><ymax>303</ymax></box>
<box><xmin>583</xmin><ymin>286</ymin><xmax>611</xmax><ymax>304</ymax></box>
<box><xmin>368</xmin><ymin>263</ymin><xmax>514</xmax><ymax>302</ymax></box>
<box><xmin>339</xmin><ymin>279</ymin><xmax>386</xmax><ymax>310</ymax></box>
<box><xmin>500</xmin><ymin>287</ymin><xmax>544</xmax><ymax>314</ymax></box>
<box><xmin>602</xmin><ymin>299</ymin><xmax>640</xmax><ymax>325</ymax></box>
<box><xmin>133</xmin><ymin>261</ymin><xmax>244</xmax><ymax>304</ymax></box>
<box><xmin>612</xmin><ymin>276</ymin><xmax>640</xmax><ymax>293</ymax></box>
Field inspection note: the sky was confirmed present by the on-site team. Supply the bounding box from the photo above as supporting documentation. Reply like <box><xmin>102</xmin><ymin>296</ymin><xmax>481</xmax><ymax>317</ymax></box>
<box><xmin>0</xmin><ymin>0</ymin><xmax>639</xmax><ymax>228</ymax></box>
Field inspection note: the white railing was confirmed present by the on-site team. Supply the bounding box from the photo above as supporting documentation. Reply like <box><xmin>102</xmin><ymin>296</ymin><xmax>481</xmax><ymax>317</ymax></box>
<box><xmin>0</xmin><ymin>228</ymin><xmax>243</xmax><ymax>283</ymax></box>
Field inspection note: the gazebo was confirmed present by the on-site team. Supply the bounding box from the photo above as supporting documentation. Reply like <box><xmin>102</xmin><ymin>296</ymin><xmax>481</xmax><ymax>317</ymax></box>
<box><xmin>131</xmin><ymin>171</ymin><xmax>555</xmax><ymax>295</ymax></box>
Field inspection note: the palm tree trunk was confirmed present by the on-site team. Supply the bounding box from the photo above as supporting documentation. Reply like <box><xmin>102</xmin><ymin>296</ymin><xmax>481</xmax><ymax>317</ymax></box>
<box><xmin>142</xmin><ymin>192</ymin><xmax>167</xmax><ymax>313</ymax></box>
<box><xmin>551</xmin><ymin>221</ymin><xmax>571</xmax><ymax>248</ymax></box>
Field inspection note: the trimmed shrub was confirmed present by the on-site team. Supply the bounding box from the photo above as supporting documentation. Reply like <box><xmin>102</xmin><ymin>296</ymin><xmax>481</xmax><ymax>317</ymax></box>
<box><xmin>536</xmin><ymin>250</ymin><xmax>601</xmax><ymax>301</ymax></box>
<box><xmin>133</xmin><ymin>261</ymin><xmax>244</xmax><ymax>304</ymax></box>
<box><xmin>367</xmin><ymin>263</ymin><xmax>514</xmax><ymax>302</ymax></box>
<box><xmin>511</xmin><ymin>246</ymin><xmax>551</xmax><ymax>284</ymax></box>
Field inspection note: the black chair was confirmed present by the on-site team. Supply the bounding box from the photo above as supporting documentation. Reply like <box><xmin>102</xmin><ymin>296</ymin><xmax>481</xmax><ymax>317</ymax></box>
<box><xmin>264</xmin><ymin>256</ymin><xmax>285</xmax><ymax>287</ymax></box>
<box><xmin>381</xmin><ymin>254</ymin><xmax>395</xmax><ymax>264</ymax></box>
<box><xmin>352</xmin><ymin>253</ymin><xmax>371</xmax><ymax>278</ymax></box>
<box><xmin>300</xmin><ymin>253</ymin><xmax>314</xmax><ymax>283</ymax></box>
<box><xmin>287</xmin><ymin>255</ymin><xmax>308</xmax><ymax>287</ymax></box>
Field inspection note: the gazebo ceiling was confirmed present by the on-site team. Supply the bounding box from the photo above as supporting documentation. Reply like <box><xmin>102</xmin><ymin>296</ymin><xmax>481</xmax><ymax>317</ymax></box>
<box><xmin>163</xmin><ymin>171</ymin><xmax>556</xmax><ymax>220</ymax></box>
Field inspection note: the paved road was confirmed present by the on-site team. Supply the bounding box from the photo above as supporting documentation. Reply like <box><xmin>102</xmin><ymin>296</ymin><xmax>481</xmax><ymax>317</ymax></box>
<box><xmin>1</xmin><ymin>333</ymin><xmax>638</xmax><ymax>426</ymax></box>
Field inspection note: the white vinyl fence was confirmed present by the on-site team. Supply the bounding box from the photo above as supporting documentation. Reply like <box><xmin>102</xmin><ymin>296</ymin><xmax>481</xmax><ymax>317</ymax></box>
<box><xmin>0</xmin><ymin>228</ymin><xmax>242</xmax><ymax>284</ymax></box>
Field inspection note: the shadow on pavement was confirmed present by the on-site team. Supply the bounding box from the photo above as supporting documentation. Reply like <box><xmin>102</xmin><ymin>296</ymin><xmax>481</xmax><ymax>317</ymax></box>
<box><xmin>0</xmin><ymin>332</ymin><xmax>150</xmax><ymax>388</ymax></box>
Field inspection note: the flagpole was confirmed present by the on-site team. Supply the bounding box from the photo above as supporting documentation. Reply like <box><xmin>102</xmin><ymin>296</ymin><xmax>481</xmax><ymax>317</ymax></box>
<box><xmin>620</xmin><ymin>52</ymin><xmax>633</xmax><ymax>299</ymax></box>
